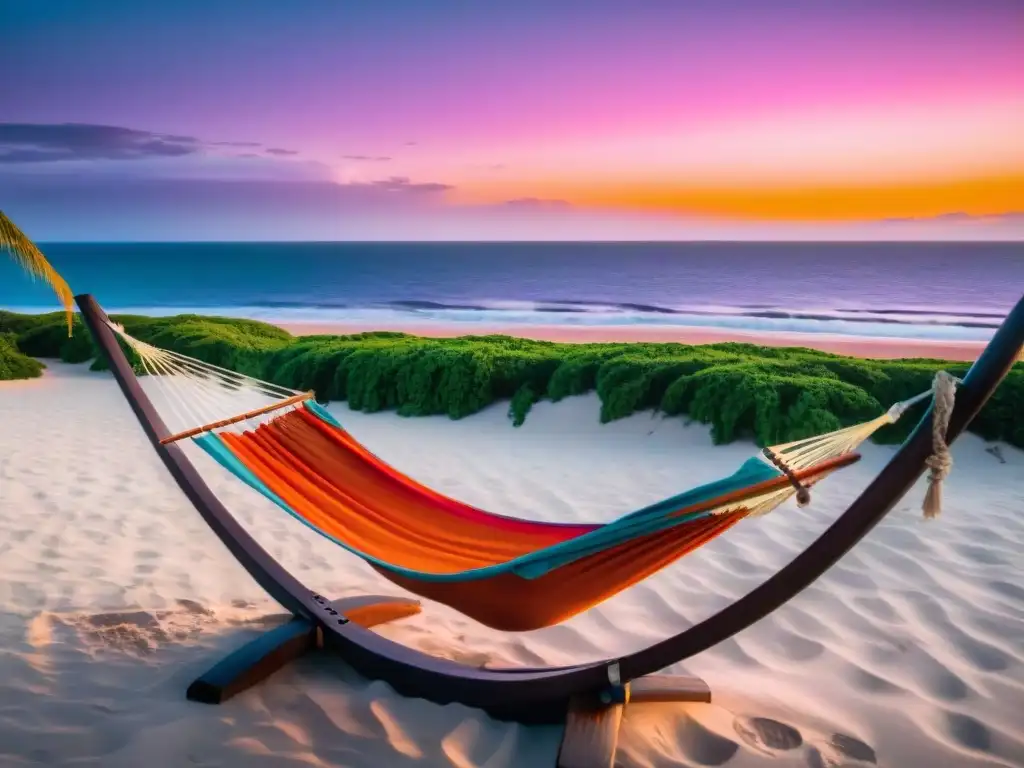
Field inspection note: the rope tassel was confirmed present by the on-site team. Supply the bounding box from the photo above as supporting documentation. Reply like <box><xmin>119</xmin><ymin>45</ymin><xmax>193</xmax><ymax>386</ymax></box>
<box><xmin>923</xmin><ymin>371</ymin><xmax>957</xmax><ymax>519</ymax></box>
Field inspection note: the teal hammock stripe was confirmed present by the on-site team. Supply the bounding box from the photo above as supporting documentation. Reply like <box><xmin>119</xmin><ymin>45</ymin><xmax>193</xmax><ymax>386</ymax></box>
<box><xmin>192</xmin><ymin>401</ymin><xmax>782</xmax><ymax>583</ymax></box>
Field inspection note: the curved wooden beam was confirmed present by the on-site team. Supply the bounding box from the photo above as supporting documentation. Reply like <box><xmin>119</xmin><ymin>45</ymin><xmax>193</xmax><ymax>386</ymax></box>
<box><xmin>76</xmin><ymin>293</ymin><xmax>605</xmax><ymax>724</ymax></box>
<box><xmin>75</xmin><ymin>292</ymin><xmax>1024</xmax><ymax>724</ymax></box>
<box><xmin>620</xmin><ymin>290</ymin><xmax>1024</xmax><ymax>681</ymax></box>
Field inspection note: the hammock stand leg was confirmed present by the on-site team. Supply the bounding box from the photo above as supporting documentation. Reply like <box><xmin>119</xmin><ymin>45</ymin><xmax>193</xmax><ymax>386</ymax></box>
<box><xmin>556</xmin><ymin>674</ymin><xmax>711</xmax><ymax>768</ymax></box>
<box><xmin>186</xmin><ymin>594</ymin><xmax>422</xmax><ymax>705</ymax></box>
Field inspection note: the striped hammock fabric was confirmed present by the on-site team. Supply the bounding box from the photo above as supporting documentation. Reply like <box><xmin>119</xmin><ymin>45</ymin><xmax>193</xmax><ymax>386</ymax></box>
<box><xmin>193</xmin><ymin>400</ymin><xmax>855</xmax><ymax>630</ymax></box>
<box><xmin>101</xmin><ymin>319</ymin><xmax>934</xmax><ymax>631</ymax></box>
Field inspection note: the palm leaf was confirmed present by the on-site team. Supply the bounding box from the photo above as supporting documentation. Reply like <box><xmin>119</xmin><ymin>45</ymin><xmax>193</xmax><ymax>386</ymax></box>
<box><xmin>0</xmin><ymin>210</ymin><xmax>74</xmax><ymax>335</ymax></box>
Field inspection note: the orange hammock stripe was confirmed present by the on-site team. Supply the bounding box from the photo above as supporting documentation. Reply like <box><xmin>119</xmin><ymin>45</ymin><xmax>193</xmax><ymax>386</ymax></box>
<box><xmin>200</xmin><ymin>407</ymin><xmax>857</xmax><ymax>630</ymax></box>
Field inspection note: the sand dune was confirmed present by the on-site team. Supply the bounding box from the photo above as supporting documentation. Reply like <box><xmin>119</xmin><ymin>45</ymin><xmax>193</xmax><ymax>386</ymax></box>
<box><xmin>1</xmin><ymin>362</ymin><xmax>1023</xmax><ymax>767</ymax></box>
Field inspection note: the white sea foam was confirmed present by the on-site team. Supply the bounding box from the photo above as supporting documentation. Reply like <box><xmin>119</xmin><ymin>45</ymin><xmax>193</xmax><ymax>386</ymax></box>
<box><xmin>3</xmin><ymin>300</ymin><xmax>1003</xmax><ymax>341</ymax></box>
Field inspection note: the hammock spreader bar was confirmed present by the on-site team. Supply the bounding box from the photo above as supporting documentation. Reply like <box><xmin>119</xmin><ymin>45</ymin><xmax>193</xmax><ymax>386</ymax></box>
<box><xmin>160</xmin><ymin>390</ymin><xmax>315</xmax><ymax>444</ymax></box>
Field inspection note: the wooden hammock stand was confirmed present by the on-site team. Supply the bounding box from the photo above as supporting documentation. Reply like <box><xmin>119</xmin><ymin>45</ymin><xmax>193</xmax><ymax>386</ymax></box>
<box><xmin>76</xmin><ymin>292</ymin><xmax>1024</xmax><ymax>768</ymax></box>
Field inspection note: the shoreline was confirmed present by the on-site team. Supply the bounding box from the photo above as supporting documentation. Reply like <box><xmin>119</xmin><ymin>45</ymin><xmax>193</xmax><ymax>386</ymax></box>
<box><xmin>277</xmin><ymin>320</ymin><xmax>989</xmax><ymax>361</ymax></box>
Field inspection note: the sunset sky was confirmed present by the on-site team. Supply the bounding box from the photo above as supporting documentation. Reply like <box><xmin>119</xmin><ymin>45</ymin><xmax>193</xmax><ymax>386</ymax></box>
<box><xmin>2</xmin><ymin>0</ymin><xmax>1022</xmax><ymax>240</ymax></box>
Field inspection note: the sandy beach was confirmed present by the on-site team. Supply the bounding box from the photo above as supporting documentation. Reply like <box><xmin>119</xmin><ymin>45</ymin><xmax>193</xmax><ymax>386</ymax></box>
<box><xmin>276</xmin><ymin>321</ymin><xmax>990</xmax><ymax>362</ymax></box>
<box><xmin>2</xmin><ymin>361</ymin><xmax>1023</xmax><ymax>767</ymax></box>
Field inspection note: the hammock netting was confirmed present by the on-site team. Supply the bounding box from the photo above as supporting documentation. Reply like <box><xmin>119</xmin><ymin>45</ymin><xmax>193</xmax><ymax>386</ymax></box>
<box><xmin>107</xmin><ymin>321</ymin><xmax>934</xmax><ymax>631</ymax></box>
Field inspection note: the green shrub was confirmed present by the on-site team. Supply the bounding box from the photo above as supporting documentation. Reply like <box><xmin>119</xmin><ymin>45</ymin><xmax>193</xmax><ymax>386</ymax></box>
<box><xmin>2</xmin><ymin>309</ymin><xmax>1020</xmax><ymax>448</ymax></box>
<box><xmin>0</xmin><ymin>332</ymin><xmax>44</xmax><ymax>380</ymax></box>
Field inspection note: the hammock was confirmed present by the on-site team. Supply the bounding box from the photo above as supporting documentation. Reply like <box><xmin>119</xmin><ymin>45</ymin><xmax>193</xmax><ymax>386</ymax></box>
<box><xmin>107</xmin><ymin>321</ymin><xmax>939</xmax><ymax>631</ymax></box>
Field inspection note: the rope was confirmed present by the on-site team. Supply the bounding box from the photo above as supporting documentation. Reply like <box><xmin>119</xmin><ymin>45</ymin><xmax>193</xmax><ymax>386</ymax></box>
<box><xmin>766</xmin><ymin>382</ymin><xmax>944</xmax><ymax>476</ymax></box>
<box><xmin>922</xmin><ymin>370</ymin><xmax>957</xmax><ymax>519</ymax></box>
<box><xmin>760</xmin><ymin>375</ymin><xmax>962</xmax><ymax>518</ymax></box>
<box><xmin>105</xmin><ymin>319</ymin><xmax>301</xmax><ymax>399</ymax></box>
<box><xmin>103</xmin><ymin>319</ymin><xmax>305</xmax><ymax>438</ymax></box>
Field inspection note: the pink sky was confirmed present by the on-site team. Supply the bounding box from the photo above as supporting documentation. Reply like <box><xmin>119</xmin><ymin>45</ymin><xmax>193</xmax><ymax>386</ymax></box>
<box><xmin>2</xmin><ymin>1</ymin><xmax>1022</xmax><ymax>239</ymax></box>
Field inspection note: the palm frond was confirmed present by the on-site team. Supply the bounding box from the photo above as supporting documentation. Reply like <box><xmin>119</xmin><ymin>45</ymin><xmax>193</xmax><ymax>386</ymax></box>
<box><xmin>0</xmin><ymin>210</ymin><xmax>74</xmax><ymax>335</ymax></box>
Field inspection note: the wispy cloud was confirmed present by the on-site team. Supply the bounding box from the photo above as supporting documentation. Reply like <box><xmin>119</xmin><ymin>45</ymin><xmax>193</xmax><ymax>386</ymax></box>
<box><xmin>0</xmin><ymin>123</ymin><xmax>202</xmax><ymax>163</ymax></box>
<box><xmin>0</xmin><ymin>123</ymin><xmax>306</xmax><ymax>166</ymax></box>
<box><xmin>342</xmin><ymin>154</ymin><xmax>392</xmax><ymax>162</ymax></box>
<box><xmin>359</xmin><ymin>176</ymin><xmax>453</xmax><ymax>194</ymax></box>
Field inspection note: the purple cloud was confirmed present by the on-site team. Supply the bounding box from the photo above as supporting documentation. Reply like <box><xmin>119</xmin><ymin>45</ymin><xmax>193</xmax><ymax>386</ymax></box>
<box><xmin>360</xmin><ymin>176</ymin><xmax>453</xmax><ymax>194</ymax></box>
<box><xmin>0</xmin><ymin>123</ymin><xmax>307</xmax><ymax>166</ymax></box>
<box><xmin>0</xmin><ymin>123</ymin><xmax>202</xmax><ymax>163</ymax></box>
<box><xmin>212</xmin><ymin>140</ymin><xmax>262</xmax><ymax>148</ymax></box>
<box><xmin>342</xmin><ymin>154</ymin><xmax>392</xmax><ymax>162</ymax></box>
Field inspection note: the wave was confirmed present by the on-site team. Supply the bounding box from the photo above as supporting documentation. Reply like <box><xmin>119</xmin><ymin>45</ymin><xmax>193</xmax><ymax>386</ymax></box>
<box><xmin>4</xmin><ymin>297</ymin><xmax>998</xmax><ymax>342</ymax></box>
<box><xmin>280</xmin><ymin>298</ymin><xmax>1001</xmax><ymax>325</ymax></box>
<box><xmin>505</xmin><ymin>299</ymin><xmax>1005</xmax><ymax>327</ymax></box>
<box><xmin>176</xmin><ymin>297</ymin><xmax>1005</xmax><ymax>329</ymax></box>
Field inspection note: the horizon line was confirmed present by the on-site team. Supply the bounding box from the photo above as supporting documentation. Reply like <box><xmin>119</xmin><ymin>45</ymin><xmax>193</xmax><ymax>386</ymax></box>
<box><xmin>33</xmin><ymin>238</ymin><xmax>1024</xmax><ymax>246</ymax></box>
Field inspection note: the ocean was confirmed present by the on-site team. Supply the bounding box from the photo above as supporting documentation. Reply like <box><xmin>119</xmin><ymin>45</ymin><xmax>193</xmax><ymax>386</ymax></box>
<box><xmin>2</xmin><ymin>242</ymin><xmax>1021</xmax><ymax>341</ymax></box>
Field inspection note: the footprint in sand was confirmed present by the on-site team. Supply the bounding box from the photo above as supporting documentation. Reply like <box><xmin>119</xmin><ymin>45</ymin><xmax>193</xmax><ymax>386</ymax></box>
<box><xmin>733</xmin><ymin>715</ymin><xmax>803</xmax><ymax>756</ymax></box>
<box><xmin>830</xmin><ymin>733</ymin><xmax>877</xmax><ymax>763</ymax></box>
<box><xmin>176</xmin><ymin>598</ymin><xmax>213</xmax><ymax>616</ymax></box>
<box><xmin>806</xmin><ymin>732</ymin><xmax>877</xmax><ymax>767</ymax></box>
<box><xmin>985</xmin><ymin>445</ymin><xmax>1006</xmax><ymax>464</ymax></box>
<box><xmin>56</xmin><ymin>600</ymin><xmax>222</xmax><ymax>655</ymax></box>
<box><xmin>943</xmin><ymin>712</ymin><xmax>991</xmax><ymax>752</ymax></box>
<box><xmin>75</xmin><ymin>609</ymin><xmax>173</xmax><ymax>655</ymax></box>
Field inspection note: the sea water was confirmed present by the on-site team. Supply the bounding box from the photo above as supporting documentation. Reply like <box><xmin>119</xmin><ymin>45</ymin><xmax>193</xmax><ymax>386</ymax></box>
<box><xmin>1</xmin><ymin>241</ymin><xmax>1020</xmax><ymax>341</ymax></box>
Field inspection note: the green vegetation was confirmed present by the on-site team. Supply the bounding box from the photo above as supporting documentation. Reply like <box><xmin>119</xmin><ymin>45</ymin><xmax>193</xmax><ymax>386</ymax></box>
<box><xmin>0</xmin><ymin>331</ymin><xmax>44</xmax><ymax>380</ymax></box>
<box><xmin>1</xmin><ymin>309</ymin><xmax>1020</xmax><ymax>449</ymax></box>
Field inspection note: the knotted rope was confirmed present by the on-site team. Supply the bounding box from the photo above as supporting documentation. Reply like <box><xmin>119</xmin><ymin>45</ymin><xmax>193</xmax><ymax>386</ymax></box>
<box><xmin>922</xmin><ymin>371</ymin><xmax>957</xmax><ymax>519</ymax></box>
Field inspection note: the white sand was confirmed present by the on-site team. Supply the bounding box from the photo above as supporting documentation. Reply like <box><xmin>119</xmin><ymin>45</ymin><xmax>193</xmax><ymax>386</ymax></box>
<box><xmin>1</xmin><ymin>362</ymin><xmax>1023</xmax><ymax>767</ymax></box>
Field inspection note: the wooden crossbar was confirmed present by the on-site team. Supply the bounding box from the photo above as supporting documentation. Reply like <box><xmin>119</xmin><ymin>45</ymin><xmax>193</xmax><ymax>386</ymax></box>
<box><xmin>159</xmin><ymin>391</ymin><xmax>314</xmax><ymax>445</ymax></box>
